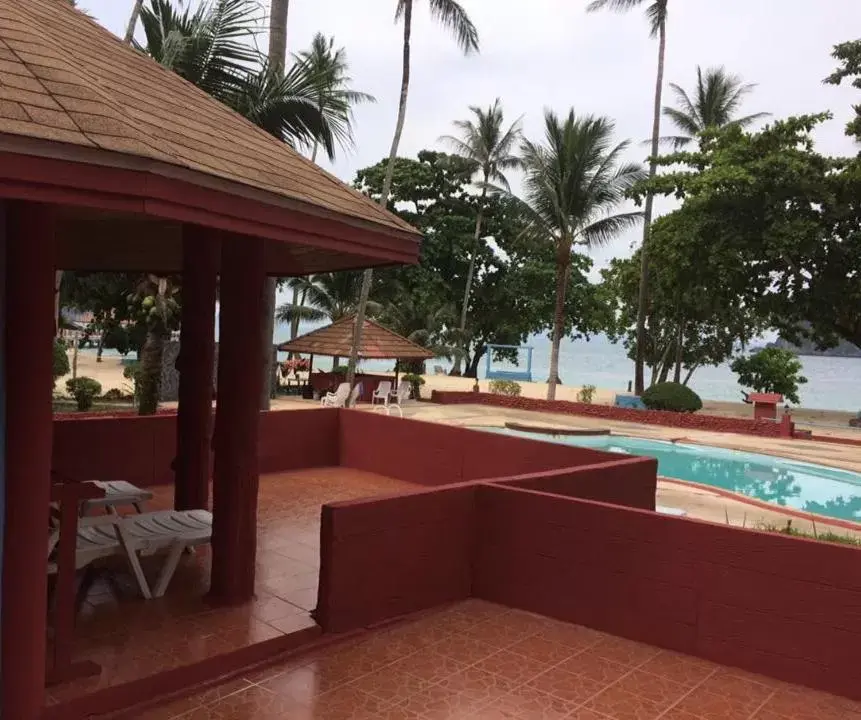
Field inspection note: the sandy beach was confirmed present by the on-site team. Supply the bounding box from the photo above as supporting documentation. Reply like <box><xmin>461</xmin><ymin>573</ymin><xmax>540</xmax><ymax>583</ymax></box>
<box><xmin>60</xmin><ymin>350</ymin><xmax>858</xmax><ymax>430</ymax></box>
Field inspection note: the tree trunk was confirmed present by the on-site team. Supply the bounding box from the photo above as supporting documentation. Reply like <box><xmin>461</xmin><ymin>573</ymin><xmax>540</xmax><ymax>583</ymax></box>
<box><xmin>96</xmin><ymin>328</ymin><xmax>105</xmax><ymax>362</ymax></box>
<box><xmin>54</xmin><ymin>270</ymin><xmax>63</xmax><ymax>336</ymax></box>
<box><xmin>682</xmin><ymin>364</ymin><xmax>698</xmax><ymax>386</ymax></box>
<box><xmin>124</xmin><ymin>0</ymin><xmax>144</xmax><ymax>44</ymax></box>
<box><xmin>547</xmin><ymin>243</ymin><xmax>570</xmax><ymax>402</ymax></box>
<box><xmin>268</xmin><ymin>0</ymin><xmax>290</xmax><ymax>72</ymax></box>
<box><xmin>138</xmin><ymin>328</ymin><xmax>165</xmax><ymax>415</ymax></box>
<box><xmin>346</xmin><ymin>0</ymin><xmax>413</xmax><ymax>399</ymax></box>
<box><xmin>466</xmin><ymin>344</ymin><xmax>485</xmax><ymax>379</ymax></box>
<box><xmin>258</xmin><ymin>0</ymin><xmax>291</xmax><ymax>410</ymax></box>
<box><xmin>634</xmin><ymin>18</ymin><xmax>667</xmax><ymax>396</ymax></box>
<box><xmin>287</xmin><ymin>285</ymin><xmax>301</xmax><ymax>358</ymax></box>
<box><xmin>452</xmin><ymin>189</ymin><xmax>486</xmax><ymax>375</ymax></box>
<box><xmin>673</xmin><ymin>318</ymin><xmax>685</xmax><ymax>383</ymax></box>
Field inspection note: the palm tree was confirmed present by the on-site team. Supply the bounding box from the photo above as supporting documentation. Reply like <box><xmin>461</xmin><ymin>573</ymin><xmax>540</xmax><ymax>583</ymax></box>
<box><xmin>294</xmin><ymin>33</ymin><xmax>376</xmax><ymax>162</ymax></box>
<box><xmin>662</xmin><ymin>66</ymin><xmax>769</xmax><ymax>148</ymax></box>
<box><xmin>587</xmin><ymin>0</ymin><xmax>668</xmax><ymax>396</ymax></box>
<box><xmin>379</xmin><ymin>286</ymin><xmax>455</xmax><ymax>371</ymax></box>
<box><xmin>275</xmin><ymin>273</ymin><xmax>381</xmax><ymax>368</ymax></box>
<box><xmin>346</xmin><ymin>0</ymin><xmax>479</xmax><ymax>392</ymax></box>
<box><xmin>440</xmin><ymin>99</ymin><xmax>522</xmax><ymax>376</ymax></box>
<box><xmin>125</xmin><ymin>0</ymin><xmax>146</xmax><ymax>43</ymax></box>
<box><xmin>518</xmin><ymin>110</ymin><xmax>645</xmax><ymax>401</ymax></box>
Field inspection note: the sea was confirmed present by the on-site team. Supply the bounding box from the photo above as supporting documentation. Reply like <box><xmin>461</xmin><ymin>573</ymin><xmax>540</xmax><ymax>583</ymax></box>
<box><xmin>90</xmin><ymin>327</ymin><xmax>861</xmax><ymax>414</ymax></box>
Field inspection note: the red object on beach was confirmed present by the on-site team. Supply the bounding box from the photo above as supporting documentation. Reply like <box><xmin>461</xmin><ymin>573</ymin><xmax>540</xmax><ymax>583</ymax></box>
<box><xmin>748</xmin><ymin>393</ymin><xmax>783</xmax><ymax>421</ymax></box>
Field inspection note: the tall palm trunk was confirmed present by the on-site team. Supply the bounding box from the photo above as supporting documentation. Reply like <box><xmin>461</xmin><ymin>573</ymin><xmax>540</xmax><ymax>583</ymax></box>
<box><xmin>259</xmin><ymin>0</ymin><xmax>291</xmax><ymax>410</ymax></box>
<box><xmin>634</xmin><ymin>18</ymin><xmax>667</xmax><ymax>395</ymax></box>
<box><xmin>452</xmin><ymin>184</ymin><xmax>487</xmax><ymax>375</ymax></box>
<box><xmin>672</xmin><ymin>317</ymin><xmax>684</xmax><ymax>383</ymax></box>
<box><xmin>547</xmin><ymin>241</ymin><xmax>570</xmax><ymax>401</ymax></box>
<box><xmin>124</xmin><ymin>0</ymin><xmax>144</xmax><ymax>44</ymax></box>
<box><xmin>138</xmin><ymin>328</ymin><xmax>166</xmax><ymax>415</ymax></box>
<box><xmin>346</xmin><ymin>0</ymin><xmax>413</xmax><ymax>396</ymax></box>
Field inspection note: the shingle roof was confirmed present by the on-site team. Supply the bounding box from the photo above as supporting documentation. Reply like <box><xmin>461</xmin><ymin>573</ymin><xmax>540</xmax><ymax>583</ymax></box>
<box><xmin>0</xmin><ymin>0</ymin><xmax>418</xmax><ymax>237</ymax></box>
<box><xmin>278</xmin><ymin>315</ymin><xmax>435</xmax><ymax>360</ymax></box>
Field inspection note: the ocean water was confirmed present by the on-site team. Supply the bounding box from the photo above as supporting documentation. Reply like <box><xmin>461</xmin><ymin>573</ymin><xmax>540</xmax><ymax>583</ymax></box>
<box><xmin>92</xmin><ymin>328</ymin><xmax>861</xmax><ymax>413</ymax></box>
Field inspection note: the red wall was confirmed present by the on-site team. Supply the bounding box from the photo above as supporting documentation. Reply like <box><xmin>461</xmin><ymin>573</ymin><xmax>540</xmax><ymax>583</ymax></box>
<box><xmin>494</xmin><ymin>457</ymin><xmax>657</xmax><ymax>511</ymax></box>
<box><xmin>432</xmin><ymin>391</ymin><xmax>785</xmax><ymax>438</ymax></box>
<box><xmin>53</xmin><ymin>408</ymin><xmax>340</xmax><ymax>486</ymax></box>
<box><xmin>338</xmin><ymin>410</ymin><xmax>622</xmax><ymax>485</ymax></box>
<box><xmin>473</xmin><ymin>483</ymin><xmax>861</xmax><ymax>701</ymax></box>
<box><xmin>317</xmin><ymin>485</ymin><xmax>475</xmax><ymax>632</ymax></box>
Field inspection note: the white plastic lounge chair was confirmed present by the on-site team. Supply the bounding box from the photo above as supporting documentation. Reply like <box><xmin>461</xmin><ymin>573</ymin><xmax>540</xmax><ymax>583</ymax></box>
<box><xmin>48</xmin><ymin>509</ymin><xmax>213</xmax><ymax>599</ymax></box>
<box><xmin>321</xmin><ymin>382</ymin><xmax>350</xmax><ymax>407</ymax></box>
<box><xmin>372</xmin><ymin>381</ymin><xmax>392</xmax><ymax>408</ymax></box>
<box><xmin>82</xmin><ymin>480</ymin><xmax>153</xmax><ymax>515</ymax></box>
<box><xmin>387</xmin><ymin>382</ymin><xmax>412</xmax><ymax>417</ymax></box>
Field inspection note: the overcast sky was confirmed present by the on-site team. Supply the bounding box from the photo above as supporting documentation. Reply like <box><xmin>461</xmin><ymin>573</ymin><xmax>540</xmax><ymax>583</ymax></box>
<box><xmin>86</xmin><ymin>0</ymin><xmax>861</xmax><ymax>277</ymax></box>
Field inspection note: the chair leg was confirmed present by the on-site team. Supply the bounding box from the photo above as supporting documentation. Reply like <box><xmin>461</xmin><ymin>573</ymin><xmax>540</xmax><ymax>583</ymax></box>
<box><xmin>114</xmin><ymin>525</ymin><xmax>153</xmax><ymax>600</ymax></box>
<box><xmin>152</xmin><ymin>541</ymin><xmax>186</xmax><ymax>598</ymax></box>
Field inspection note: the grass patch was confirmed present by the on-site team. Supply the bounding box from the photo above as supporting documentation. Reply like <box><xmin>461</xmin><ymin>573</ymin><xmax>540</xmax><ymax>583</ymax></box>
<box><xmin>756</xmin><ymin>519</ymin><xmax>861</xmax><ymax>547</ymax></box>
<box><xmin>53</xmin><ymin>399</ymin><xmax>135</xmax><ymax>415</ymax></box>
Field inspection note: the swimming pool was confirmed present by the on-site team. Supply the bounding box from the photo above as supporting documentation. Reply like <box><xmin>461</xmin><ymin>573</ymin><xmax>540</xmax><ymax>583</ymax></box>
<box><xmin>476</xmin><ymin>427</ymin><xmax>861</xmax><ymax>523</ymax></box>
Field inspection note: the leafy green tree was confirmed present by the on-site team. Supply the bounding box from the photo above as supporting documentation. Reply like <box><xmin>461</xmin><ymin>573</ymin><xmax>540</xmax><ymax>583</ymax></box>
<box><xmin>53</xmin><ymin>339</ymin><xmax>70</xmax><ymax>389</ymax></box>
<box><xmin>731</xmin><ymin>348</ymin><xmax>808</xmax><ymax>404</ymax></box>
<box><xmin>294</xmin><ymin>33</ymin><xmax>376</xmax><ymax>162</ymax></box>
<box><xmin>587</xmin><ymin>0</ymin><xmax>669</xmax><ymax>395</ymax></box>
<box><xmin>129</xmin><ymin>275</ymin><xmax>181</xmax><ymax>415</ymax></box>
<box><xmin>518</xmin><ymin>109</ymin><xmax>644</xmax><ymax>400</ymax></box>
<box><xmin>662</xmin><ymin>65</ymin><xmax>769</xmax><ymax>149</ymax></box>
<box><xmin>825</xmin><ymin>39</ymin><xmax>861</xmax><ymax>141</ymax></box>
<box><xmin>440</xmin><ymin>99</ymin><xmax>522</xmax><ymax>375</ymax></box>
<box><xmin>636</xmin><ymin>114</ymin><xmax>861</xmax><ymax>351</ymax></box>
<box><xmin>347</xmin><ymin>0</ymin><xmax>480</xmax><ymax>390</ymax></box>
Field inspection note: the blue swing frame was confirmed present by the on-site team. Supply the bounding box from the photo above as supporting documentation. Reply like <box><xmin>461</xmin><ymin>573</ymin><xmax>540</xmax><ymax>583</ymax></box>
<box><xmin>485</xmin><ymin>344</ymin><xmax>534</xmax><ymax>382</ymax></box>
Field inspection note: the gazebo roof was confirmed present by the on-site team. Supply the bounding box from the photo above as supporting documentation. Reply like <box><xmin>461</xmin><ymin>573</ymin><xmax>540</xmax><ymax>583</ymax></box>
<box><xmin>0</xmin><ymin>0</ymin><xmax>421</xmax><ymax>274</ymax></box>
<box><xmin>278</xmin><ymin>316</ymin><xmax>435</xmax><ymax>360</ymax></box>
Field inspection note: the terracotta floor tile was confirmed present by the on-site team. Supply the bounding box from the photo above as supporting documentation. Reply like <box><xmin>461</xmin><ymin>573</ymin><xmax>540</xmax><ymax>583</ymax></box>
<box><xmin>638</xmin><ymin>651</ymin><xmax>718</xmax><ymax>687</ymax></box>
<box><xmin>757</xmin><ymin>687</ymin><xmax>861</xmax><ymax>720</ymax></box>
<box><xmin>611</xmin><ymin>670</ymin><xmax>691</xmax><ymax>710</ymax></box>
<box><xmin>489</xmin><ymin>684</ymin><xmax>581</xmax><ymax>720</ymax></box>
<box><xmin>305</xmin><ymin>685</ymin><xmax>393</xmax><ymax>720</ymax></box>
<box><xmin>348</xmin><ymin>663</ymin><xmax>433</xmax><ymax>704</ymax></box>
<box><xmin>697</xmin><ymin>671</ymin><xmax>775</xmax><ymax>710</ymax></box>
<box><xmin>507</xmin><ymin>635</ymin><xmax>578</xmax><ymax>666</ymax></box>
<box><xmin>261</xmin><ymin>655</ymin><xmax>355</xmax><ymax>700</ymax></box>
<box><xmin>436</xmin><ymin>666</ymin><xmax>520</xmax><ymax>707</ymax></box>
<box><xmin>533</xmin><ymin>620</ymin><xmax>606</xmax><ymax>651</ymax></box>
<box><xmin>399</xmin><ymin>682</ymin><xmax>489</xmax><ymax>719</ymax></box>
<box><xmin>674</xmin><ymin>686</ymin><xmax>766</xmax><ymax>720</ymax></box>
<box><xmin>181</xmin><ymin>685</ymin><xmax>307</xmax><ymax>719</ymax></box>
<box><xmin>430</xmin><ymin>633</ymin><xmax>498</xmax><ymax>664</ymax></box>
<box><xmin>585</xmin><ymin>685</ymin><xmax>666</xmax><ymax>720</ymax></box>
<box><xmin>557</xmin><ymin>650</ymin><xmax>631</xmax><ymax>685</ymax></box>
<box><xmin>527</xmin><ymin>665</ymin><xmax>605</xmax><ymax>705</ymax></box>
<box><xmin>463</xmin><ymin>613</ymin><xmax>545</xmax><ymax>648</ymax></box>
<box><xmin>388</xmin><ymin>649</ymin><xmax>469</xmax><ymax>684</ymax></box>
<box><xmin>472</xmin><ymin>649</ymin><xmax>552</xmax><ymax>684</ymax></box>
<box><xmin>589</xmin><ymin>636</ymin><xmax>662</xmax><ymax>668</ymax></box>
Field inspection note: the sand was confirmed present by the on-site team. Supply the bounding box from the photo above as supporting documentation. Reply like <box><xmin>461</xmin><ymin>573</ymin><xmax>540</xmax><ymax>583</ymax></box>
<box><xmin>59</xmin><ymin>349</ymin><xmax>858</xmax><ymax>432</ymax></box>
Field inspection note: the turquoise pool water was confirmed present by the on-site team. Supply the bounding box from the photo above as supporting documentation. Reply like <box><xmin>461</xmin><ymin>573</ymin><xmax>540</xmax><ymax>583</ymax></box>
<box><xmin>477</xmin><ymin>427</ymin><xmax>861</xmax><ymax>523</ymax></box>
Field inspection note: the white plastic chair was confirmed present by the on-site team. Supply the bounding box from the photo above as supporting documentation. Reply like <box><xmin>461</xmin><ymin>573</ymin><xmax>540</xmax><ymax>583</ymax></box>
<box><xmin>372</xmin><ymin>381</ymin><xmax>392</xmax><ymax>408</ymax></box>
<box><xmin>321</xmin><ymin>382</ymin><xmax>350</xmax><ymax>407</ymax></box>
<box><xmin>387</xmin><ymin>382</ymin><xmax>412</xmax><ymax>417</ymax></box>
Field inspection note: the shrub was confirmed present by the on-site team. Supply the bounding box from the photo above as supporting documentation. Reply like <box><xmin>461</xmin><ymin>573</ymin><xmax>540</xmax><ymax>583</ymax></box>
<box><xmin>730</xmin><ymin>348</ymin><xmax>807</xmax><ymax>405</ymax></box>
<box><xmin>577</xmin><ymin>384</ymin><xmax>596</xmax><ymax>404</ymax></box>
<box><xmin>123</xmin><ymin>362</ymin><xmax>141</xmax><ymax>403</ymax></box>
<box><xmin>332</xmin><ymin>365</ymin><xmax>348</xmax><ymax>374</ymax></box>
<box><xmin>489</xmin><ymin>379</ymin><xmax>522</xmax><ymax>397</ymax></box>
<box><xmin>401</xmin><ymin>373</ymin><xmax>425</xmax><ymax>399</ymax></box>
<box><xmin>641</xmin><ymin>382</ymin><xmax>702</xmax><ymax>413</ymax></box>
<box><xmin>66</xmin><ymin>377</ymin><xmax>102</xmax><ymax>412</ymax></box>
<box><xmin>52</xmin><ymin>339</ymin><xmax>70</xmax><ymax>388</ymax></box>
<box><xmin>101</xmin><ymin>388</ymin><xmax>132</xmax><ymax>402</ymax></box>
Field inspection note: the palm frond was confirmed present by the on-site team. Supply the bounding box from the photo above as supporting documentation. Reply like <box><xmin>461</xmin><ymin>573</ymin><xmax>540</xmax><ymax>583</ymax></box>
<box><xmin>581</xmin><ymin>211</ymin><xmax>644</xmax><ymax>248</ymax></box>
<box><xmin>275</xmin><ymin>303</ymin><xmax>327</xmax><ymax>323</ymax></box>
<box><xmin>427</xmin><ymin>0</ymin><xmax>480</xmax><ymax>54</ymax></box>
<box><xmin>587</xmin><ymin>0</ymin><xmax>667</xmax><ymax>38</ymax></box>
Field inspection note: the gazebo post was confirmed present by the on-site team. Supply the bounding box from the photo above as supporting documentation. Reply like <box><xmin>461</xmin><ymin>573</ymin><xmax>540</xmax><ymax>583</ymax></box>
<box><xmin>2</xmin><ymin>202</ymin><xmax>55</xmax><ymax>720</ymax></box>
<box><xmin>174</xmin><ymin>226</ymin><xmax>219</xmax><ymax>512</ymax></box>
<box><xmin>209</xmin><ymin>235</ymin><xmax>265</xmax><ymax>604</ymax></box>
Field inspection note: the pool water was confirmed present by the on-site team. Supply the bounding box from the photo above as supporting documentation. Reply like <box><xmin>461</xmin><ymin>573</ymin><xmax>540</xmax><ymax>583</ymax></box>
<box><xmin>477</xmin><ymin>427</ymin><xmax>861</xmax><ymax>523</ymax></box>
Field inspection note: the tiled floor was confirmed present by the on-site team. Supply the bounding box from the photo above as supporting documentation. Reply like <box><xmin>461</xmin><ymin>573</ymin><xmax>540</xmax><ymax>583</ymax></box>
<box><xmin>137</xmin><ymin>599</ymin><xmax>861</xmax><ymax>720</ymax></box>
<box><xmin>47</xmin><ymin>468</ymin><xmax>417</xmax><ymax>705</ymax></box>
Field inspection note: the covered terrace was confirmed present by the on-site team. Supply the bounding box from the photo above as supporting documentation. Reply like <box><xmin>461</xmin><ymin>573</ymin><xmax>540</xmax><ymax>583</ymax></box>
<box><xmin>0</xmin><ymin>1</ymin><xmax>421</xmax><ymax>717</ymax></box>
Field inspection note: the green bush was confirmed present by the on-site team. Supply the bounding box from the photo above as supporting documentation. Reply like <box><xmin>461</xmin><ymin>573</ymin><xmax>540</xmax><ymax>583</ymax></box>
<box><xmin>577</xmin><ymin>384</ymin><xmax>596</xmax><ymax>404</ymax></box>
<box><xmin>489</xmin><ymin>379</ymin><xmax>522</xmax><ymax>397</ymax></box>
<box><xmin>641</xmin><ymin>382</ymin><xmax>702</xmax><ymax>413</ymax></box>
<box><xmin>730</xmin><ymin>348</ymin><xmax>807</xmax><ymax>405</ymax></box>
<box><xmin>332</xmin><ymin>365</ymin><xmax>348</xmax><ymax>374</ymax></box>
<box><xmin>102</xmin><ymin>388</ymin><xmax>133</xmax><ymax>402</ymax></box>
<box><xmin>52</xmin><ymin>339</ymin><xmax>70</xmax><ymax>388</ymax></box>
<box><xmin>402</xmin><ymin>373</ymin><xmax>425</xmax><ymax>399</ymax></box>
<box><xmin>66</xmin><ymin>377</ymin><xmax>102</xmax><ymax>412</ymax></box>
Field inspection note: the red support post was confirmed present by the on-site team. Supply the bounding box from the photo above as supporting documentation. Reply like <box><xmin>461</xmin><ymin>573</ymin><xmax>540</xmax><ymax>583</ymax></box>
<box><xmin>174</xmin><ymin>225</ymin><xmax>219</xmax><ymax>511</ymax></box>
<box><xmin>209</xmin><ymin>236</ymin><xmax>265</xmax><ymax>604</ymax></box>
<box><xmin>2</xmin><ymin>202</ymin><xmax>56</xmax><ymax>720</ymax></box>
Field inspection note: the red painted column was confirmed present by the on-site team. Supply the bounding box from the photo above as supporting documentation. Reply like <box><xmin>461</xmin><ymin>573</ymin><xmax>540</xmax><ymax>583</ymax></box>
<box><xmin>2</xmin><ymin>202</ymin><xmax>56</xmax><ymax>719</ymax></box>
<box><xmin>174</xmin><ymin>225</ymin><xmax>219</xmax><ymax>511</ymax></box>
<box><xmin>209</xmin><ymin>235</ymin><xmax>266</xmax><ymax>603</ymax></box>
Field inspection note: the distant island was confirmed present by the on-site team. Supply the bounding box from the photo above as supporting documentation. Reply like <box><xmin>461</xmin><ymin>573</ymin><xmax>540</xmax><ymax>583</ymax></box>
<box><xmin>766</xmin><ymin>337</ymin><xmax>861</xmax><ymax>358</ymax></box>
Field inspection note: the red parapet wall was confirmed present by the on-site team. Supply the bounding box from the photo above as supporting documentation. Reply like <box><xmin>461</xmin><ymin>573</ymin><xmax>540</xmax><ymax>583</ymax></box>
<box><xmin>473</xmin><ymin>483</ymin><xmax>861</xmax><ymax>701</ymax></box>
<box><xmin>317</xmin><ymin>485</ymin><xmax>475</xmax><ymax>632</ymax></box>
<box><xmin>338</xmin><ymin>410</ymin><xmax>622</xmax><ymax>485</ymax></box>
<box><xmin>258</xmin><ymin>408</ymin><xmax>339</xmax><ymax>473</ymax></box>
<box><xmin>431</xmin><ymin>391</ymin><xmax>785</xmax><ymax>437</ymax></box>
